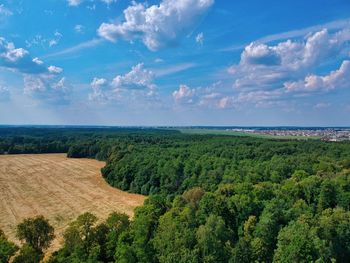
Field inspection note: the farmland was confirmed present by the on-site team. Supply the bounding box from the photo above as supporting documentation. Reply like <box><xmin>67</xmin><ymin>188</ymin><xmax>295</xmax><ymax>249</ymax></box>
<box><xmin>0</xmin><ymin>154</ymin><xmax>145</xmax><ymax>252</ymax></box>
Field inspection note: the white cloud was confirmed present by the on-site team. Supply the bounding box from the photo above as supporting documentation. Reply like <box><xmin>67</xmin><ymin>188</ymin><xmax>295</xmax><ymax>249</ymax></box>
<box><xmin>172</xmin><ymin>82</ymin><xmax>227</xmax><ymax>108</ymax></box>
<box><xmin>171</xmin><ymin>28</ymin><xmax>350</xmax><ymax>111</ymax></box>
<box><xmin>89</xmin><ymin>77</ymin><xmax>108</xmax><ymax>102</ymax></box>
<box><xmin>0</xmin><ymin>42</ymin><xmax>28</xmax><ymax>62</ymax></box>
<box><xmin>217</xmin><ymin>96</ymin><xmax>234</xmax><ymax>109</ymax></box>
<box><xmin>214</xmin><ymin>89</ymin><xmax>285</xmax><ymax>109</ymax></box>
<box><xmin>112</xmin><ymin>63</ymin><xmax>156</xmax><ymax>93</ymax></box>
<box><xmin>196</xmin><ymin>32</ymin><xmax>204</xmax><ymax>45</ymax></box>
<box><xmin>23</xmin><ymin>75</ymin><xmax>70</xmax><ymax>104</ymax></box>
<box><xmin>49</xmin><ymin>40</ymin><xmax>58</xmax><ymax>47</ymax></box>
<box><xmin>173</xmin><ymin>84</ymin><xmax>196</xmax><ymax>103</ymax></box>
<box><xmin>74</xmin><ymin>25</ymin><xmax>85</xmax><ymax>33</ymax></box>
<box><xmin>0</xmin><ymin>37</ymin><xmax>68</xmax><ymax>103</ymax></box>
<box><xmin>0</xmin><ymin>4</ymin><xmax>13</xmax><ymax>16</ymax></box>
<box><xmin>100</xmin><ymin>0</ymin><xmax>117</xmax><ymax>5</ymax></box>
<box><xmin>221</xmin><ymin>18</ymin><xmax>350</xmax><ymax>52</ymax></box>
<box><xmin>241</xmin><ymin>42</ymin><xmax>280</xmax><ymax>66</ymax></box>
<box><xmin>89</xmin><ymin>63</ymin><xmax>158</xmax><ymax>104</ymax></box>
<box><xmin>284</xmin><ymin>60</ymin><xmax>350</xmax><ymax>92</ymax></box>
<box><xmin>26</xmin><ymin>31</ymin><xmax>62</xmax><ymax>48</ymax></box>
<box><xmin>48</xmin><ymin>65</ymin><xmax>63</xmax><ymax>74</ymax></box>
<box><xmin>91</xmin><ymin>77</ymin><xmax>108</xmax><ymax>88</ymax></box>
<box><xmin>239</xmin><ymin>29</ymin><xmax>350</xmax><ymax>71</ymax></box>
<box><xmin>97</xmin><ymin>0</ymin><xmax>214</xmax><ymax>51</ymax></box>
<box><xmin>49</xmin><ymin>31</ymin><xmax>62</xmax><ymax>47</ymax></box>
<box><xmin>256</xmin><ymin>18</ymin><xmax>350</xmax><ymax>44</ymax></box>
<box><xmin>0</xmin><ymin>37</ymin><xmax>64</xmax><ymax>76</ymax></box>
<box><xmin>67</xmin><ymin>0</ymin><xmax>116</xmax><ymax>6</ymax></box>
<box><xmin>32</xmin><ymin>57</ymin><xmax>44</xmax><ymax>65</ymax></box>
<box><xmin>68</xmin><ymin>0</ymin><xmax>82</xmax><ymax>6</ymax></box>
<box><xmin>228</xmin><ymin>28</ymin><xmax>350</xmax><ymax>93</ymax></box>
<box><xmin>24</xmin><ymin>75</ymin><xmax>47</xmax><ymax>93</ymax></box>
<box><xmin>220</xmin><ymin>61</ymin><xmax>350</xmax><ymax>109</ymax></box>
<box><xmin>0</xmin><ymin>37</ymin><xmax>46</xmax><ymax>74</ymax></box>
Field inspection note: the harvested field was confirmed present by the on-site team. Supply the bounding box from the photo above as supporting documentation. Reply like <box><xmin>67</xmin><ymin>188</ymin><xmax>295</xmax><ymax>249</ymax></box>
<box><xmin>0</xmin><ymin>154</ymin><xmax>145</xmax><ymax>252</ymax></box>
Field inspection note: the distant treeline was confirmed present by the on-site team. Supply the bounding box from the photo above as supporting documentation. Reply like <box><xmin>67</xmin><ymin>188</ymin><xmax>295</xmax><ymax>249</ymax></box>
<box><xmin>0</xmin><ymin>127</ymin><xmax>178</xmax><ymax>155</ymax></box>
<box><xmin>1</xmin><ymin>127</ymin><xmax>350</xmax><ymax>262</ymax></box>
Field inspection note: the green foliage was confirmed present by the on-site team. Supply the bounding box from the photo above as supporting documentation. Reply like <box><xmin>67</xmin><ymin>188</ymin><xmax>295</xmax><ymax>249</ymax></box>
<box><xmin>273</xmin><ymin>217</ymin><xmax>327</xmax><ymax>263</ymax></box>
<box><xmin>0</xmin><ymin>229</ymin><xmax>18</xmax><ymax>263</ymax></box>
<box><xmin>12</xmin><ymin>244</ymin><xmax>42</xmax><ymax>263</ymax></box>
<box><xmin>197</xmin><ymin>215</ymin><xmax>231</xmax><ymax>263</ymax></box>
<box><xmin>318</xmin><ymin>208</ymin><xmax>350</xmax><ymax>262</ymax></box>
<box><xmin>16</xmin><ymin>215</ymin><xmax>54</xmax><ymax>253</ymax></box>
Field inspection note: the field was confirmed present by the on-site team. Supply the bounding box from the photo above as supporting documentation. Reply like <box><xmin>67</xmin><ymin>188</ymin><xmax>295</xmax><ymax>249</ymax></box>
<box><xmin>178</xmin><ymin>128</ymin><xmax>321</xmax><ymax>140</ymax></box>
<box><xmin>0</xmin><ymin>154</ymin><xmax>145</xmax><ymax>252</ymax></box>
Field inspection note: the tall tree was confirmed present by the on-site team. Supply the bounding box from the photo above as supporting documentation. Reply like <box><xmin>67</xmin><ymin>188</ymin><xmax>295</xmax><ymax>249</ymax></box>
<box><xmin>16</xmin><ymin>216</ymin><xmax>54</xmax><ymax>253</ymax></box>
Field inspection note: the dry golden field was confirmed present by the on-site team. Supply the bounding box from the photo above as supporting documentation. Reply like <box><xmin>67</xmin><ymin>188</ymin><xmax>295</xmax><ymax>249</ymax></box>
<box><xmin>0</xmin><ymin>154</ymin><xmax>145</xmax><ymax>252</ymax></box>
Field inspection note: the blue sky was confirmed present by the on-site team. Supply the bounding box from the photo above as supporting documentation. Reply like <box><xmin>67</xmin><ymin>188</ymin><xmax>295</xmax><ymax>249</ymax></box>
<box><xmin>0</xmin><ymin>0</ymin><xmax>350</xmax><ymax>126</ymax></box>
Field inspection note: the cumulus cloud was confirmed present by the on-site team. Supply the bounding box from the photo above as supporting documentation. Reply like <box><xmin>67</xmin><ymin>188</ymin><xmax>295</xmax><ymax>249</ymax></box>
<box><xmin>32</xmin><ymin>57</ymin><xmax>44</xmax><ymax>65</ymax></box>
<box><xmin>170</xmin><ymin>27</ymin><xmax>350</xmax><ymax>111</ymax></box>
<box><xmin>89</xmin><ymin>63</ymin><xmax>158</xmax><ymax>104</ymax></box>
<box><xmin>173</xmin><ymin>84</ymin><xmax>196</xmax><ymax>103</ymax></box>
<box><xmin>0</xmin><ymin>37</ymin><xmax>69</xmax><ymax>103</ymax></box>
<box><xmin>24</xmin><ymin>75</ymin><xmax>70</xmax><ymax>104</ymax></box>
<box><xmin>172</xmin><ymin>82</ymin><xmax>229</xmax><ymax>108</ymax></box>
<box><xmin>48</xmin><ymin>65</ymin><xmax>63</xmax><ymax>74</ymax></box>
<box><xmin>284</xmin><ymin>60</ymin><xmax>350</xmax><ymax>92</ymax></box>
<box><xmin>0</xmin><ymin>37</ymin><xmax>47</xmax><ymax>74</ymax></box>
<box><xmin>235</xmin><ymin>28</ymin><xmax>350</xmax><ymax>83</ymax></box>
<box><xmin>241</xmin><ymin>42</ymin><xmax>280</xmax><ymax>66</ymax></box>
<box><xmin>218</xmin><ymin>27</ymin><xmax>350</xmax><ymax>109</ymax></box>
<box><xmin>220</xmin><ymin>61</ymin><xmax>350</xmax><ymax>109</ymax></box>
<box><xmin>0</xmin><ymin>37</ymin><xmax>63</xmax><ymax>75</ymax></box>
<box><xmin>97</xmin><ymin>0</ymin><xmax>214</xmax><ymax>51</ymax></box>
<box><xmin>111</xmin><ymin>63</ymin><xmax>156</xmax><ymax>94</ymax></box>
<box><xmin>89</xmin><ymin>77</ymin><xmax>108</xmax><ymax>102</ymax></box>
<box><xmin>203</xmin><ymin>88</ymin><xmax>287</xmax><ymax>110</ymax></box>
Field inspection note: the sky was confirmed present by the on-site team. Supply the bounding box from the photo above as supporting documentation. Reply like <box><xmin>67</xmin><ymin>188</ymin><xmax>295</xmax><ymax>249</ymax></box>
<box><xmin>0</xmin><ymin>0</ymin><xmax>350</xmax><ymax>126</ymax></box>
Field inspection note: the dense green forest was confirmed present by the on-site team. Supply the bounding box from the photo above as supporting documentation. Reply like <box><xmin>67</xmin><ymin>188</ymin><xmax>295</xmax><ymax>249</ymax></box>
<box><xmin>1</xmin><ymin>127</ymin><xmax>350</xmax><ymax>262</ymax></box>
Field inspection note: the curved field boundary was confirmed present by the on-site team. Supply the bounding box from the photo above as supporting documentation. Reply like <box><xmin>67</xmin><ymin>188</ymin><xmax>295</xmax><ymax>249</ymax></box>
<box><xmin>0</xmin><ymin>154</ymin><xmax>145</xmax><ymax>252</ymax></box>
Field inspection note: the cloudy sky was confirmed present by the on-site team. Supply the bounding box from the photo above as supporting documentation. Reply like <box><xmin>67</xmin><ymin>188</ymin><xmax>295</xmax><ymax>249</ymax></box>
<box><xmin>0</xmin><ymin>0</ymin><xmax>350</xmax><ymax>126</ymax></box>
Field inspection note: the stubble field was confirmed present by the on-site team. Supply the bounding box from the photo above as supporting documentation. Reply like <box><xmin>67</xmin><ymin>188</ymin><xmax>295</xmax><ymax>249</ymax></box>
<box><xmin>0</xmin><ymin>154</ymin><xmax>145</xmax><ymax>252</ymax></box>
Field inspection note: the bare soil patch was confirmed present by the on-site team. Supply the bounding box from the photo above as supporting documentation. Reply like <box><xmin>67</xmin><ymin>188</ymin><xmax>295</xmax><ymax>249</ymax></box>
<box><xmin>0</xmin><ymin>154</ymin><xmax>145</xmax><ymax>252</ymax></box>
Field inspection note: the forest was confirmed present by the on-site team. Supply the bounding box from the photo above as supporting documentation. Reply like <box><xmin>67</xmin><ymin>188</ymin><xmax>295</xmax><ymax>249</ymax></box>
<box><xmin>1</xmin><ymin>127</ymin><xmax>350</xmax><ymax>263</ymax></box>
